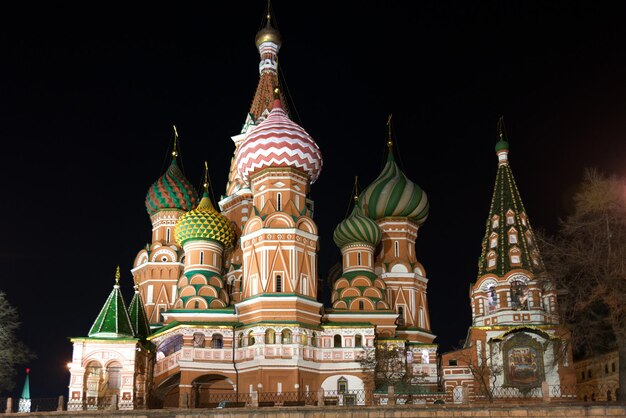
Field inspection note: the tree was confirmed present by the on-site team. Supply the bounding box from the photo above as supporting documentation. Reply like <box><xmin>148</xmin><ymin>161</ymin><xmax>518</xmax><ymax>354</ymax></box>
<box><xmin>358</xmin><ymin>342</ymin><xmax>428</xmax><ymax>395</ymax></box>
<box><xmin>538</xmin><ymin>168</ymin><xmax>626</xmax><ymax>399</ymax></box>
<box><xmin>0</xmin><ymin>291</ymin><xmax>34</xmax><ymax>392</ymax></box>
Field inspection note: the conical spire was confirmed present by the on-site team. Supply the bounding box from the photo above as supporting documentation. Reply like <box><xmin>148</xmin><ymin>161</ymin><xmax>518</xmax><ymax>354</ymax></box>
<box><xmin>88</xmin><ymin>267</ymin><xmax>135</xmax><ymax>338</ymax></box>
<box><xmin>477</xmin><ymin>122</ymin><xmax>544</xmax><ymax>277</ymax></box>
<box><xmin>18</xmin><ymin>368</ymin><xmax>31</xmax><ymax>413</ymax></box>
<box><xmin>128</xmin><ymin>284</ymin><xmax>151</xmax><ymax>339</ymax></box>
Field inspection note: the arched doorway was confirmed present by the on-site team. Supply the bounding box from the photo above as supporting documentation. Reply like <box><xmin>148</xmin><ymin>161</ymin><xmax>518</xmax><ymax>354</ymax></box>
<box><xmin>193</xmin><ymin>374</ymin><xmax>235</xmax><ymax>407</ymax></box>
<box><xmin>104</xmin><ymin>361</ymin><xmax>122</xmax><ymax>397</ymax></box>
<box><xmin>83</xmin><ymin>361</ymin><xmax>103</xmax><ymax>408</ymax></box>
<box><xmin>151</xmin><ymin>372</ymin><xmax>181</xmax><ymax>409</ymax></box>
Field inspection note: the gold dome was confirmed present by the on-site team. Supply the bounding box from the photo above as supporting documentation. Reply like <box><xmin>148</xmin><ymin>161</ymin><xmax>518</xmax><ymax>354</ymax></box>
<box><xmin>255</xmin><ymin>16</ymin><xmax>282</xmax><ymax>48</ymax></box>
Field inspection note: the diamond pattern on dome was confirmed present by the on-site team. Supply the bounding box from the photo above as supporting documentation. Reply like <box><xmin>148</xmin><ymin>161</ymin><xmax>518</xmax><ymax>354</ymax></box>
<box><xmin>175</xmin><ymin>194</ymin><xmax>235</xmax><ymax>248</ymax></box>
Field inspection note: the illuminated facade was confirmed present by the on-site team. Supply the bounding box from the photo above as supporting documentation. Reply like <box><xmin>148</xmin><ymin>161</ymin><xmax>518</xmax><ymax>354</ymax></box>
<box><xmin>66</xmin><ymin>12</ymin><xmax>438</xmax><ymax>409</ymax></box>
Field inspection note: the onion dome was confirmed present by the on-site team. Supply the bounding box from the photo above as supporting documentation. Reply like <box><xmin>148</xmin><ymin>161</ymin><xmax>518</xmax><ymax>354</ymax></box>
<box><xmin>358</xmin><ymin>151</ymin><xmax>429</xmax><ymax>224</ymax></box>
<box><xmin>255</xmin><ymin>15</ymin><xmax>282</xmax><ymax>48</ymax></box>
<box><xmin>495</xmin><ymin>138</ymin><xmax>509</xmax><ymax>152</ymax></box>
<box><xmin>333</xmin><ymin>205</ymin><xmax>382</xmax><ymax>249</ymax></box>
<box><xmin>175</xmin><ymin>192</ymin><xmax>235</xmax><ymax>248</ymax></box>
<box><xmin>236</xmin><ymin>98</ymin><xmax>323</xmax><ymax>184</ymax></box>
<box><xmin>145</xmin><ymin>159</ymin><xmax>199</xmax><ymax>216</ymax></box>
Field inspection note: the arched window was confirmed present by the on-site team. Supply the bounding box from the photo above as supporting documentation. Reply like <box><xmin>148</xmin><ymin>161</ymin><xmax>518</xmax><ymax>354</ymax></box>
<box><xmin>510</xmin><ymin>280</ymin><xmax>528</xmax><ymax>310</ymax></box>
<box><xmin>211</xmin><ymin>333</ymin><xmax>223</xmax><ymax>349</ymax></box>
<box><xmin>333</xmin><ymin>334</ymin><xmax>342</xmax><ymax>348</ymax></box>
<box><xmin>238</xmin><ymin>333</ymin><xmax>243</xmax><ymax>348</ymax></box>
<box><xmin>487</xmin><ymin>251</ymin><xmax>497</xmax><ymax>269</ymax></box>
<box><xmin>277</xmin><ymin>193</ymin><xmax>282</xmax><ymax>211</ymax></box>
<box><xmin>275</xmin><ymin>275</ymin><xmax>282</xmax><ymax>293</ymax></box>
<box><xmin>311</xmin><ymin>332</ymin><xmax>318</xmax><ymax>347</ymax></box>
<box><xmin>193</xmin><ymin>332</ymin><xmax>205</xmax><ymax>348</ymax></box>
<box><xmin>247</xmin><ymin>330</ymin><xmax>255</xmax><ymax>346</ymax></box>
<box><xmin>281</xmin><ymin>329</ymin><xmax>292</xmax><ymax>344</ymax></box>
<box><xmin>301</xmin><ymin>331</ymin><xmax>308</xmax><ymax>346</ymax></box>
<box><xmin>337</xmin><ymin>377</ymin><xmax>348</xmax><ymax>394</ymax></box>
<box><xmin>265</xmin><ymin>329</ymin><xmax>276</xmax><ymax>344</ymax></box>
<box><xmin>106</xmin><ymin>361</ymin><xmax>122</xmax><ymax>390</ymax></box>
<box><xmin>358</xmin><ymin>300</ymin><xmax>364</xmax><ymax>310</ymax></box>
<box><xmin>355</xmin><ymin>335</ymin><xmax>362</xmax><ymax>347</ymax></box>
<box><xmin>487</xmin><ymin>284</ymin><xmax>498</xmax><ymax>312</ymax></box>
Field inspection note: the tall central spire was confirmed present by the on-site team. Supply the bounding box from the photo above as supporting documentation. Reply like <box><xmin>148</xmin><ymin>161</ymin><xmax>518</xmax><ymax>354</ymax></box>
<box><xmin>248</xmin><ymin>8</ymin><xmax>288</xmax><ymax>125</ymax></box>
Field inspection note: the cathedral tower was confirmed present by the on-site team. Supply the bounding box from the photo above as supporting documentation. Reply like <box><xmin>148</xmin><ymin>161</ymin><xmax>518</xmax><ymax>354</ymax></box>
<box><xmin>441</xmin><ymin>121</ymin><xmax>576</xmax><ymax>398</ymax></box>
<box><xmin>133</xmin><ymin>132</ymin><xmax>198</xmax><ymax>325</ymax></box>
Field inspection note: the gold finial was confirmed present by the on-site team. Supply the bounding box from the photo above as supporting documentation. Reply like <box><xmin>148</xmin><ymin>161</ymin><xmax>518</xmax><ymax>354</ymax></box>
<box><xmin>497</xmin><ymin>116</ymin><xmax>504</xmax><ymax>141</ymax></box>
<box><xmin>353</xmin><ymin>176</ymin><xmax>359</xmax><ymax>203</ymax></box>
<box><xmin>172</xmin><ymin>125</ymin><xmax>179</xmax><ymax>158</ymax></box>
<box><xmin>386</xmin><ymin>114</ymin><xmax>393</xmax><ymax>149</ymax></box>
<box><xmin>203</xmin><ymin>161</ymin><xmax>209</xmax><ymax>193</ymax></box>
<box><xmin>115</xmin><ymin>265</ymin><xmax>121</xmax><ymax>285</ymax></box>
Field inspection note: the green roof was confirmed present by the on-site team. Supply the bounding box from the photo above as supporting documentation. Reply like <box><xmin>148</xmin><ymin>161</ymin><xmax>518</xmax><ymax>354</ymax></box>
<box><xmin>128</xmin><ymin>289</ymin><xmax>151</xmax><ymax>339</ymax></box>
<box><xmin>477</xmin><ymin>138</ymin><xmax>545</xmax><ymax>278</ymax></box>
<box><xmin>88</xmin><ymin>280</ymin><xmax>134</xmax><ymax>338</ymax></box>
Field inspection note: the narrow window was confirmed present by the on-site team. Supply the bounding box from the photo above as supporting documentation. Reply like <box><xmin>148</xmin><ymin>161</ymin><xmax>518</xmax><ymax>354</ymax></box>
<box><xmin>419</xmin><ymin>307</ymin><xmax>425</xmax><ymax>328</ymax></box>
<box><xmin>397</xmin><ymin>306</ymin><xmax>405</xmax><ymax>325</ymax></box>
<box><xmin>159</xmin><ymin>306</ymin><xmax>165</xmax><ymax>322</ymax></box>
<box><xmin>612</xmin><ymin>363</ymin><xmax>616</xmax><ymax>372</ymax></box>
<box><xmin>200</xmin><ymin>251</ymin><xmax>204</xmax><ymax>264</ymax></box>
<box><xmin>211</xmin><ymin>334</ymin><xmax>223</xmax><ymax>349</ymax></box>
<box><xmin>166</xmin><ymin>228</ymin><xmax>171</xmax><ymax>243</ymax></box>
<box><xmin>394</xmin><ymin>241</ymin><xmax>399</xmax><ymax>257</ymax></box>
<box><xmin>261</xmin><ymin>195</ymin><xmax>265</xmax><ymax>208</ymax></box>
<box><xmin>605</xmin><ymin>364</ymin><xmax>609</xmax><ymax>374</ymax></box>
<box><xmin>333</xmin><ymin>334</ymin><xmax>342</xmax><ymax>348</ymax></box>
<box><xmin>359</xmin><ymin>300</ymin><xmax>364</xmax><ymax>310</ymax></box>
<box><xmin>147</xmin><ymin>285</ymin><xmax>154</xmax><ymax>303</ymax></box>
<box><xmin>337</xmin><ymin>377</ymin><xmax>348</xmax><ymax>394</ymax></box>
<box><xmin>355</xmin><ymin>335</ymin><xmax>362</xmax><ymax>347</ymax></box>
<box><xmin>171</xmin><ymin>285</ymin><xmax>177</xmax><ymax>301</ymax></box>
<box><xmin>281</xmin><ymin>329</ymin><xmax>292</xmax><ymax>344</ymax></box>
<box><xmin>213</xmin><ymin>253</ymin><xmax>217</xmax><ymax>267</ymax></box>
<box><xmin>311</xmin><ymin>332</ymin><xmax>318</xmax><ymax>347</ymax></box>
<box><xmin>276</xmin><ymin>275</ymin><xmax>282</xmax><ymax>292</ymax></box>
<box><xmin>248</xmin><ymin>331</ymin><xmax>255</xmax><ymax>346</ymax></box>
<box><xmin>357</xmin><ymin>252</ymin><xmax>362</xmax><ymax>265</ymax></box>
<box><xmin>277</xmin><ymin>193</ymin><xmax>282</xmax><ymax>211</ymax></box>
<box><xmin>194</xmin><ymin>300</ymin><xmax>200</xmax><ymax>309</ymax></box>
<box><xmin>492</xmin><ymin>215</ymin><xmax>499</xmax><ymax>229</ymax></box>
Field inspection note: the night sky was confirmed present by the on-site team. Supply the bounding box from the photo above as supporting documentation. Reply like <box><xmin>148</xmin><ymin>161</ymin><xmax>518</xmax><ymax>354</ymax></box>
<box><xmin>2</xmin><ymin>1</ymin><xmax>626</xmax><ymax>398</ymax></box>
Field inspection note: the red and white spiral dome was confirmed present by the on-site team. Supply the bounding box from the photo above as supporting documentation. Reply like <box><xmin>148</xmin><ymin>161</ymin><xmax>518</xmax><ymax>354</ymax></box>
<box><xmin>236</xmin><ymin>99</ymin><xmax>323</xmax><ymax>184</ymax></box>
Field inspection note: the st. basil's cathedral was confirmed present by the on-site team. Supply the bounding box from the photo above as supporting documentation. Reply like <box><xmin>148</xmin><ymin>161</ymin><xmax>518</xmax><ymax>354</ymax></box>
<box><xmin>65</xmin><ymin>10</ymin><xmax>576</xmax><ymax>410</ymax></box>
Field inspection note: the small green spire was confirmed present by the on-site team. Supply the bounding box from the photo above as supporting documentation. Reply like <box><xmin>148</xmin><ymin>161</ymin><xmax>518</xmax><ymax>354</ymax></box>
<box><xmin>88</xmin><ymin>267</ymin><xmax>135</xmax><ymax>338</ymax></box>
<box><xmin>128</xmin><ymin>284</ymin><xmax>151</xmax><ymax>339</ymax></box>
<box><xmin>495</xmin><ymin>116</ymin><xmax>509</xmax><ymax>153</ymax></box>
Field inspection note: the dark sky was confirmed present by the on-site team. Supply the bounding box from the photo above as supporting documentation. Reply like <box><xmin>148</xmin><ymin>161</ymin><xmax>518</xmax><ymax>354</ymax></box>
<box><xmin>2</xmin><ymin>1</ymin><xmax>626</xmax><ymax>397</ymax></box>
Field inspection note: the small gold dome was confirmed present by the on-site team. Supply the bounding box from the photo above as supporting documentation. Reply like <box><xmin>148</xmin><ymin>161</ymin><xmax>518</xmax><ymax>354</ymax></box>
<box><xmin>255</xmin><ymin>16</ymin><xmax>282</xmax><ymax>48</ymax></box>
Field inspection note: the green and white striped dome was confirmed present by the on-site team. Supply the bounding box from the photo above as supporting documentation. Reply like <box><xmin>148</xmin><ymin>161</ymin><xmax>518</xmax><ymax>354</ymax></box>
<box><xmin>333</xmin><ymin>205</ymin><xmax>381</xmax><ymax>249</ymax></box>
<box><xmin>358</xmin><ymin>152</ymin><xmax>429</xmax><ymax>224</ymax></box>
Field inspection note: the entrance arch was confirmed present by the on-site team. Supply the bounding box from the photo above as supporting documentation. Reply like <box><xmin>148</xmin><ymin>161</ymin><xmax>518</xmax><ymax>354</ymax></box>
<box><xmin>192</xmin><ymin>374</ymin><xmax>235</xmax><ymax>407</ymax></box>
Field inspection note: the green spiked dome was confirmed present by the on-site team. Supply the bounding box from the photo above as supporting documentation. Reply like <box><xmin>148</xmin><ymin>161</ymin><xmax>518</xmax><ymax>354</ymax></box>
<box><xmin>333</xmin><ymin>205</ymin><xmax>382</xmax><ymax>249</ymax></box>
<box><xmin>145</xmin><ymin>159</ymin><xmax>199</xmax><ymax>216</ymax></box>
<box><xmin>358</xmin><ymin>151</ymin><xmax>429</xmax><ymax>224</ymax></box>
<box><xmin>88</xmin><ymin>267</ymin><xmax>135</xmax><ymax>338</ymax></box>
<box><xmin>175</xmin><ymin>192</ymin><xmax>236</xmax><ymax>248</ymax></box>
<box><xmin>128</xmin><ymin>286</ymin><xmax>151</xmax><ymax>339</ymax></box>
